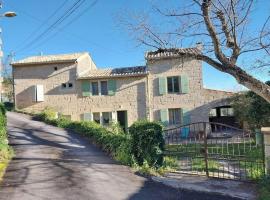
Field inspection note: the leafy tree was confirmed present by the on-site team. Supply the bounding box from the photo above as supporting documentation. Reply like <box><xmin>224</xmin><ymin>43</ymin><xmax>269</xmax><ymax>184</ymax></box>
<box><xmin>2</xmin><ymin>77</ymin><xmax>13</xmax><ymax>102</ymax></box>
<box><xmin>232</xmin><ymin>81</ymin><xmax>270</xmax><ymax>129</ymax></box>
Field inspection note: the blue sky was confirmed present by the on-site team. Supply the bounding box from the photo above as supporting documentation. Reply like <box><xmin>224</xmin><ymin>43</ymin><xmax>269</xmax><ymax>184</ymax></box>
<box><xmin>1</xmin><ymin>0</ymin><xmax>269</xmax><ymax>91</ymax></box>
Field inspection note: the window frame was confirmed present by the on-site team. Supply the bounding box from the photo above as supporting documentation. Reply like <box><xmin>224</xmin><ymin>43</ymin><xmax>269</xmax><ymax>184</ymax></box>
<box><xmin>167</xmin><ymin>76</ymin><xmax>180</xmax><ymax>93</ymax></box>
<box><xmin>168</xmin><ymin>108</ymin><xmax>181</xmax><ymax>125</ymax></box>
<box><xmin>102</xmin><ymin>112</ymin><xmax>112</xmax><ymax>126</ymax></box>
<box><xmin>91</xmin><ymin>81</ymin><xmax>99</xmax><ymax>96</ymax></box>
<box><xmin>93</xmin><ymin>112</ymin><xmax>101</xmax><ymax>124</ymax></box>
<box><xmin>220</xmin><ymin>107</ymin><xmax>234</xmax><ymax>117</ymax></box>
<box><xmin>100</xmin><ymin>81</ymin><xmax>108</xmax><ymax>95</ymax></box>
<box><xmin>61</xmin><ymin>82</ymin><xmax>74</xmax><ymax>91</ymax></box>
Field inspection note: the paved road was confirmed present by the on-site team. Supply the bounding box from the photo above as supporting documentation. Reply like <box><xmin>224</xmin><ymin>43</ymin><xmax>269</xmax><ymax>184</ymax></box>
<box><xmin>0</xmin><ymin>112</ymin><xmax>241</xmax><ymax>200</ymax></box>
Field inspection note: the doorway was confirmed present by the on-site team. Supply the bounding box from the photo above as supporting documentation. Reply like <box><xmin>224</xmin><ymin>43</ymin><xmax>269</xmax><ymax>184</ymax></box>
<box><xmin>117</xmin><ymin>111</ymin><xmax>127</xmax><ymax>132</ymax></box>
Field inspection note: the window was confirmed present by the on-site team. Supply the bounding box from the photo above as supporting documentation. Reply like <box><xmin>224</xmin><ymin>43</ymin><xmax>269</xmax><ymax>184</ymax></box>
<box><xmin>101</xmin><ymin>81</ymin><xmax>108</xmax><ymax>95</ymax></box>
<box><xmin>54</xmin><ymin>66</ymin><xmax>58</xmax><ymax>71</ymax></box>
<box><xmin>61</xmin><ymin>82</ymin><xmax>73</xmax><ymax>90</ymax></box>
<box><xmin>91</xmin><ymin>82</ymin><xmax>99</xmax><ymax>95</ymax></box>
<box><xmin>102</xmin><ymin>112</ymin><xmax>112</xmax><ymax>125</ymax></box>
<box><xmin>167</xmin><ymin>76</ymin><xmax>180</xmax><ymax>93</ymax></box>
<box><xmin>68</xmin><ymin>83</ymin><xmax>73</xmax><ymax>88</ymax></box>
<box><xmin>209</xmin><ymin>109</ymin><xmax>217</xmax><ymax>117</ymax></box>
<box><xmin>220</xmin><ymin>107</ymin><xmax>234</xmax><ymax>117</ymax></box>
<box><xmin>168</xmin><ymin>108</ymin><xmax>181</xmax><ymax>125</ymax></box>
<box><xmin>93</xmin><ymin>112</ymin><xmax>100</xmax><ymax>124</ymax></box>
<box><xmin>61</xmin><ymin>83</ymin><xmax>67</xmax><ymax>89</ymax></box>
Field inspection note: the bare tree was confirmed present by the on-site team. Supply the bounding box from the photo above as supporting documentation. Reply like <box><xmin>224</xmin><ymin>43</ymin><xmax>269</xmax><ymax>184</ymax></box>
<box><xmin>120</xmin><ymin>0</ymin><xmax>270</xmax><ymax>103</ymax></box>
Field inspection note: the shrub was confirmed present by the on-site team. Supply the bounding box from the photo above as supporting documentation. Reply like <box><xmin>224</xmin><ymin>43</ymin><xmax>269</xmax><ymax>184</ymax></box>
<box><xmin>0</xmin><ymin>104</ymin><xmax>7</xmax><ymax>143</ymax></box>
<box><xmin>0</xmin><ymin>103</ymin><xmax>13</xmax><ymax>181</ymax></box>
<box><xmin>129</xmin><ymin>120</ymin><xmax>164</xmax><ymax>168</ymax></box>
<box><xmin>3</xmin><ymin>102</ymin><xmax>14</xmax><ymax>111</ymax></box>
<box><xmin>35</xmin><ymin>108</ymin><xmax>133</xmax><ymax>166</ymax></box>
<box><xmin>258</xmin><ymin>176</ymin><xmax>270</xmax><ymax>200</ymax></box>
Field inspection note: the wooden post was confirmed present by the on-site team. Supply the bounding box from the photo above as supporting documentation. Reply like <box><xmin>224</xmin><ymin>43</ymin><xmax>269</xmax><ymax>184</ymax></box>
<box><xmin>204</xmin><ymin>122</ymin><xmax>209</xmax><ymax>177</ymax></box>
<box><xmin>261</xmin><ymin>127</ymin><xmax>270</xmax><ymax>175</ymax></box>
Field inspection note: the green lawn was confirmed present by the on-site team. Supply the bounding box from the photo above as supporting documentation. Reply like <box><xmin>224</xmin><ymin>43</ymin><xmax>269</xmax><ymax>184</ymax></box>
<box><xmin>164</xmin><ymin>142</ymin><xmax>265</xmax><ymax>180</ymax></box>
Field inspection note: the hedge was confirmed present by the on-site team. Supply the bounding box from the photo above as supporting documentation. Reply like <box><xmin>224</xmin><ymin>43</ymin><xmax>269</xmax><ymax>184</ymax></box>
<box><xmin>0</xmin><ymin>103</ymin><xmax>13</xmax><ymax>180</ymax></box>
<box><xmin>35</xmin><ymin>108</ymin><xmax>165</xmax><ymax>168</ymax></box>
<box><xmin>35</xmin><ymin>108</ymin><xmax>133</xmax><ymax>165</ymax></box>
<box><xmin>129</xmin><ymin>120</ymin><xmax>164</xmax><ymax>168</ymax></box>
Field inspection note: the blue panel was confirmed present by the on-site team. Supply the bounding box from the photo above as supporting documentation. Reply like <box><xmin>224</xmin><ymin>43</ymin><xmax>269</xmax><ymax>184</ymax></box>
<box><xmin>181</xmin><ymin>127</ymin><xmax>190</xmax><ymax>138</ymax></box>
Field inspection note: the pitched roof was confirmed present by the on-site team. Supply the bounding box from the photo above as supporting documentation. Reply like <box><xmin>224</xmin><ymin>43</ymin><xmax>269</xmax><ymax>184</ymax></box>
<box><xmin>78</xmin><ymin>66</ymin><xmax>148</xmax><ymax>79</ymax></box>
<box><xmin>11</xmin><ymin>52</ymin><xmax>88</xmax><ymax>66</ymax></box>
<box><xmin>145</xmin><ymin>47</ymin><xmax>201</xmax><ymax>60</ymax></box>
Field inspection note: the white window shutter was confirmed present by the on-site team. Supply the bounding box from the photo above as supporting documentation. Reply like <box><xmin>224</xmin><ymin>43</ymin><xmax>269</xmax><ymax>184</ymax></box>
<box><xmin>112</xmin><ymin>111</ymin><xmax>117</xmax><ymax>123</ymax></box>
<box><xmin>36</xmin><ymin>85</ymin><xmax>44</xmax><ymax>102</ymax></box>
<box><xmin>33</xmin><ymin>85</ymin><xmax>37</xmax><ymax>102</ymax></box>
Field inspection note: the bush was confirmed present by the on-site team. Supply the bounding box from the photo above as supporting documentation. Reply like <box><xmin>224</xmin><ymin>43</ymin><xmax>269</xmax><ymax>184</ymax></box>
<box><xmin>0</xmin><ymin>104</ymin><xmax>7</xmax><ymax>143</ymax></box>
<box><xmin>258</xmin><ymin>176</ymin><xmax>270</xmax><ymax>200</ymax></box>
<box><xmin>0</xmin><ymin>103</ymin><xmax>13</xmax><ymax>181</ymax></box>
<box><xmin>3</xmin><ymin>102</ymin><xmax>14</xmax><ymax>111</ymax></box>
<box><xmin>129</xmin><ymin>120</ymin><xmax>164</xmax><ymax>168</ymax></box>
<box><xmin>35</xmin><ymin>108</ymin><xmax>132</xmax><ymax>165</ymax></box>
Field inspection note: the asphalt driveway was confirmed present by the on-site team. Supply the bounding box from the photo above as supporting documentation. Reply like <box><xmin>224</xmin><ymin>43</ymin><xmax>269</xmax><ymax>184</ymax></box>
<box><xmin>0</xmin><ymin>112</ymin><xmax>241</xmax><ymax>200</ymax></box>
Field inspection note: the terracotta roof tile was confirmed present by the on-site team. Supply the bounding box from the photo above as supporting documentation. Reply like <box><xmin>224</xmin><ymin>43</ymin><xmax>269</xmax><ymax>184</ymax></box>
<box><xmin>12</xmin><ymin>52</ymin><xmax>88</xmax><ymax>66</ymax></box>
<box><xmin>145</xmin><ymin>48</ymin><xmax>201</xmax><ymax>60</ymax></box>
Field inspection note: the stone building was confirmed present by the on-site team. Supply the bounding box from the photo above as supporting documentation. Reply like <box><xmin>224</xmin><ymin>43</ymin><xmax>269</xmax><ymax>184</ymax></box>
<box><xmin>11</xmin><ymin>46</ymin><xmax>234</xmax><ymax>130</ymax></box>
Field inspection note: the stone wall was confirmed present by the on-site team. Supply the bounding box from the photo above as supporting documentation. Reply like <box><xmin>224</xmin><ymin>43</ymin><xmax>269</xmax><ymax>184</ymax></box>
<box><xmin>13</xmin><ymin>53</ymin><xmax>233</xmax><ymax>126</ymax></box>
<box><xmin>13</xmin><ymin>61</ymin><xmax>147</xmax><ymax>126</ymax></box>
<box><xmin>147</xmin><ymin>57</ymin><xmax>233</xmax><ymax>123</ymax></box>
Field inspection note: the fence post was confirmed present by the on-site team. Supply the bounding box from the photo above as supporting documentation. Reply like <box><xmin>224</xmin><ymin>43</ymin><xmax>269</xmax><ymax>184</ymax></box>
<box><xmin>261</xmin><ymin>127</ymin><xmax>270</xmax><ymax>175</ymax></box>
<box><xmin>203</xmin><ymin>122</ymin><xmax>209</xmax><ymax>177</ymax></box>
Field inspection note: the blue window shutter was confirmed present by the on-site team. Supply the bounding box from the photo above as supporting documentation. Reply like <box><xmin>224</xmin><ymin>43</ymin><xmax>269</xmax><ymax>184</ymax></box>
<box><xmin>108</xmin><ymin>80</ymin><xmax>116</xmax><ymax>96</ymax></box>
<box><xmin>159</xmin><ymin>77</ymin><xmax>167</xmax><ymax>95</ymax></box>
<box><xmin>180</xmin><ymin>75</ymin><xmax>189</xmax><ymax>94</ymax></box>
<box><xmin>83</xmin><ymin>113</ymin><xmax>92</xmax><ymax>121</ymax></box>
<box><xmin>181</xmin><ymin>108</ymin><xmax>191</xmax><ymax>125</ymax></box>
<box><xmin>82</xmin><ymin>81</ymin><xmax>91</xmax><ymax>97</ymax></box>
<box><xmin>160</xmin><ymin>109</ymin><xmax>168</xmax><ymax>126</ymax></box>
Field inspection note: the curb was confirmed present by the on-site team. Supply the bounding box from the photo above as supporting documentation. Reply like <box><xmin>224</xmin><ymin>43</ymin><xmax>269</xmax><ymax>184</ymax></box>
<box><xmin>151</xmin><ymin>176</ymin><xmax>256</xmax><ymax>200</ymax></box>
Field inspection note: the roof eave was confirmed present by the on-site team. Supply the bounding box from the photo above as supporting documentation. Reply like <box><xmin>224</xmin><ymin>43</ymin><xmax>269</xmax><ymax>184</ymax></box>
<box><xmin>77</xmin><ymin>73</ymin><xmax>149</xmax><ymax>80</ymax></box>
<box><xmin>11</xmin><ymin>59</ymin><xmax>77</xmax><ymax>66</ymax></box>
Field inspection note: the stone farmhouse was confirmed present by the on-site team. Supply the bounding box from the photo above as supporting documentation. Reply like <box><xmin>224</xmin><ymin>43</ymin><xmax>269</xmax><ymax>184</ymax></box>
<box><xmin>11</xmin><ymin>46</ymin><xmax>235</xmax><ymax>131</ymax></box>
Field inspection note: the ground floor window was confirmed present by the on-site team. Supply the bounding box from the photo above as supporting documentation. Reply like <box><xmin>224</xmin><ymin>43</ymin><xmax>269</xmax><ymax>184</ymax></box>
<box><xmin>93</xmin><ymin>112</ymin><xmax>100</xmax><ymax>124</ymax></box>
<box><xmin>102</xmin><ymin>112</ymin><xmax>112</xmax><ymax>125</ymax></box>
<box><xmin>168</xmin><ymin>108</ymin><xmax>181</xmax><ymax>125</ymax></box>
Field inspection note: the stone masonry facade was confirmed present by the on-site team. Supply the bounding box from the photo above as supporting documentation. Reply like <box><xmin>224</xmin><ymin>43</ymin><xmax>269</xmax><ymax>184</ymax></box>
<box><xmin>12</xmin><ymin>47</ymin><xmax>233</xmax><ymax>128</ymax></box>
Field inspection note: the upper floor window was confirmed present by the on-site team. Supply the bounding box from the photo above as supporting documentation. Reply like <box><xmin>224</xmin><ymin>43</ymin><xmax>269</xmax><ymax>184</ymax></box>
<box><xmin>168</xmin><ymin>108</ymin><xmax>181</xmax><ymax>125</ymax></box>
<box><xmin>167</xmin><ymin>76</ymin><xmax>180</xmax><ymax>93</ymax></box>
<box><xmin>91</xmin><ymin>82</ymin><xmax>99</xmax><ymax>95</ymax></box>
<box><xmin>61</xmin><ymin>82</ymin><xmax>73</xmax><ymax>90</ymax></box>
<box><xmin>101</xmin><ymin>81</ymin><xmax>108</xmax><ymax>95</ymax></box>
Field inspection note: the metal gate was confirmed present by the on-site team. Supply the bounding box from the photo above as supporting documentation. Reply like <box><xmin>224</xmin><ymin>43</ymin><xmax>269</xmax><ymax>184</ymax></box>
<box><xmin>164</xmin><ymin>122</ymin><xmax>265</xmax><ymax>181</ymax></box>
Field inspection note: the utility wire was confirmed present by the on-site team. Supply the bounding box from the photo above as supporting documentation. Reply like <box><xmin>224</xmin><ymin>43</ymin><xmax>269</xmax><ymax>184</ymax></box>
<box><xmin>16</xmin><ymin>0</ymin><xmax>86</xmax><ymax>53</ymax></box>
<box><xmin>9</xmin><ymin>1</ymin><xmax>134</xmax><ymax>58</ymax></box>
<box><xmin>14</xmin><ymin>0</ymin><xmax>70</xmax><ymax>51</ymax></box>
<box><xmin>25</xmin><ymin>0</ymin><xmax>98</xmax><ymax>52</ymax></box>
